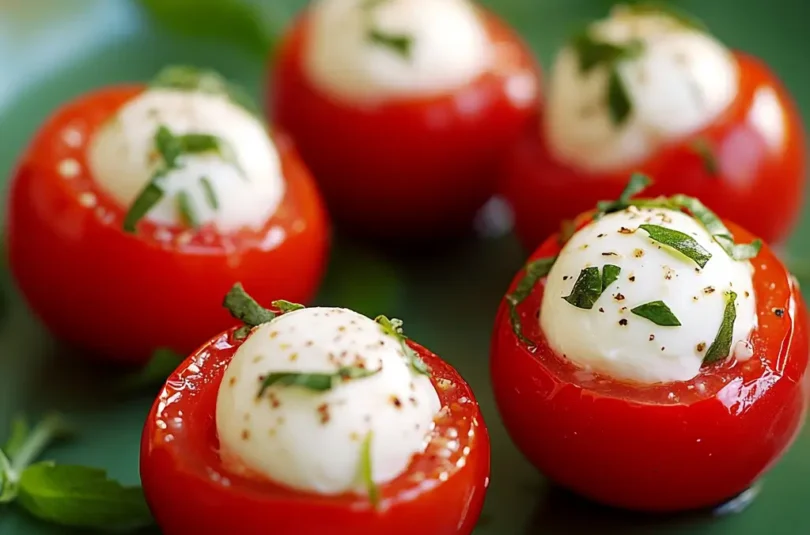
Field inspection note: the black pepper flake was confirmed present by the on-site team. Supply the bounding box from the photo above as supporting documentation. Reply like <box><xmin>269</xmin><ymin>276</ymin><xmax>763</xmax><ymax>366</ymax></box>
<box><xmin>633</xmin><ymin>249</ymin><xmax>644</xmax><ymax>258</ymax></box>
<box><xmin>649</xmin><ymin>334</ymin><xmax>655</xmax><ymax>341</ymax></box>
<box><xmin>563</xmin><ymin>276</ymin><xmax>569</xmax><ymax>281</ymax></box>
<box><xmin>614</xmin><ymin>293</ymin><xmax>625</xmax><ymax>301</ymax></box>
<box><xmin>598</xmin><ymin>233</ymin><xmax>606</xmax><ymax>238</ymax></box>
<box><xmin>602</xmin><ymin>252</ymin><xmax>618</xmax><ymax>256</ymax></box>
<box><xmin>390</xmin><ymin>396</ymin><xmax>403</xmax><ymax>409</ymax></box>
<box><xmin>619</xmin><ymin>319</ymin><xmax>628</xmax><ymax>326</ymax></box>
<box><xmin>661</xmin><ymin>346</ymin><xmax>666</xmax><ymax>351</ymax></box>
<box><xmin>703</xmin><ymin>286</ymin><xmax>716</xmax><ymax>294</ymax></box>
<box><xmin>317</xmin><ymin>403</ymin><xmax>331</xmax><ymax>424</ymax></box>
<box><xmin>241</xmin><ymin>429</ymin><xmax>250</xmax><ymax>440</ymax></box>
<box><xmin>629</xmin><ymin>275</ymin><xmax>636</xmax><ymax>282</ymax></box>
<box><xmin>599</xmin><ymin>307</ymin><xmax>605</xmax><ymax>313</ymax></box>
<box><xmin>697</xmin><ymin>342</ymin><xmax>706</xmax><ymax>352</ymax></box>
<box><xmin>619</xmin><ymin>227</ymin><xmax>633</xmax><ymax>234</ymax></box>
<box><xmin>773</xmin><ymin>308</ymin><xmax>785</xmax><ymax>318</ymax></box>
<box><xmin>745</xmin><ymin>291</ymin><xmax>751</xmax><ymax>298</ymax></box>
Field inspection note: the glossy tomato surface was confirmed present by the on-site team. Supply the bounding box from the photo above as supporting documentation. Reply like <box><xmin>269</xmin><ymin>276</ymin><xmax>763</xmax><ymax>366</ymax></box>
<box><xmin>502</xmin><ymin>53</ymin><xmax>806</xmax><ymax>250</ymax></box>
<box><xmin>491</xmin><ymin>219</ymin><xmax>810</xmax><ymax>512</ymax></box>
<box><xmin>269</xmin><ymin>8</ymin><xmax>540</xmax><ymax>240</ymax></box>
<box><xmin>6</xmin><ymin>86</ymin><xmax>329</xmax><ymax>364</ymax></box>
<box><xmin>141</xmin><ymin>330</ymin><xmax>490</xmax><ymax>535</ymax></box>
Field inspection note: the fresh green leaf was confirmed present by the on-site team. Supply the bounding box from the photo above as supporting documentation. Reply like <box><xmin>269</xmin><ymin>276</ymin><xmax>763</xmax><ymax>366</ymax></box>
<box><xmin>563</xmin><ymin>267</ymin><xmax>603</xmax><ymax>309</ymax></box>
<box><xmin>199</xmin><ymin>176</ymin><xmax>219</xmax><ymax>209</ymax></box>
<box><xmin>8</xmin><ymin>414</ymin><xmax>73</xmax><ymax>474</ymax></box>
<box><xmin>624</xmin><ymin>2</ymin><xmax>709</xmax><ymax>32</ymax></box>
<box><xmin>505</xmin><ymin>256</ymin><xmax>558</xmax><ymax>345</ymax></box>
<box><xmin>176</xmin><ymin>190</ymin><xmax>200</xmax><ymax>228</ymax></box>
<box><xmin>0</xmin><ymin>449</ymin><xmax>16</xmax><ymax>503</ymax></box>
<box><xmin>670</xmin><ymin>195</ymin><xmax>762</xmax><ymax>261</ymax></box>
<box><xmin>607</xmin><ymin>67</ymin><xmax>633</xmax><ymax>125</ymax></box>
<box><xmin>16</xmin><ymin>463</ymin><xmax>153</xmax><ymax>530</ymax></box>
<box><xmin>177</xmin><ymin>133</ymin><xmax>222</xmax><ymax>154</ymax></box>
<box><xmin>223</xmin><ymin>282</ymin><xmax>277</xmax><ymax>328</ymax></box>
<box><xmin>233</xmin><ymin>325</ymin><xmax>252</xmax><ymax>341</ymax></box>
<box><xmin>571</xmin><ymin>32</ymin><xmax>643</xmax><ymax>73</ymax></box>
<box><xmin>151</xmin><ymin>65</ymin><xmax>263</xmax><ymax>117</ymax></box>
<box><xmin>601</xmin><ymin>264</ymin><xmax>621</xmax><ymax>291</ymax></box>
<box><xmin>3</xmin><ymin>416</ymin><xmax>30</xmax><ymax>460</ymax></box>
<box><xmin>374</xmin><ymin>316</ymin><xmax>430</xmax><ymax>376</ymax></box>
<box><xmin>689</xmin><ymin>137</ymin><xmax>719</xmax><ymax>176</ymax></box>
<box><xmin>257</xmin><ymin>367</ymin><xmax>380</xmax><ymax>398</ymax></box>
<box><xmin>360</xmin><ymin>432</ymin><xmax>379</xmax><ymax>509</ymax></box>
<box><xmin>638</xmin><ymin>224</ymin><xmax>712</xmax><ymax>268</ymax></box>
<box><xmin>367</xmin><ymin>29</ymin><xmax>413</xmax><ymax>59</ymax></box>
<box><xmin>596</xmin><ymin>173</ymin><xmax>653</xmax><ymax>215</ymax></box>
<box><xmin>123</xmin><ymin>178</ymin><xmax>165</xmax><ymax>233</ymax></box>
<box><xmin>154</xmin><ymin>125</ymin><xmax>184</xmax><ymax>168</ymax></box>
<box><xmin>703</xmin><ymin>291</ymin><xmax>738</xmax><ymax>365</ymax></box>
<box><xmin>631</xmin><ymin>300</ymin><xmax>682</xmax><ymax>326</ymax></box>
<box><xmin>272</xmin><ymin>300</ymin><xmax>305</xmax><ymax>313</ymax></box>
<box><xmin>116</xmin><ymin>348</ymin><xmax>184</xmax><ymax>393</ymax></box>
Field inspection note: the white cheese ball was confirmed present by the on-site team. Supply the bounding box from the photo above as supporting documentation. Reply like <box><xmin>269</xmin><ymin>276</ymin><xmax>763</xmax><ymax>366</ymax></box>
<box><xmin>545</xmin><ymin>7</ymin><xmax>739</xmax><ymax>172</ymax></box>
<box><xmin>540</xmin><ymin>207</ymin><xmax>757</xmax><ymax>384</ymax></box>
<box><xmin>89</xmin><ymin>89</ymin><xmax>285</xmax><ymax>233</ymax></box>
<box><xmin>216</xmin><ymin>308</ymin><xmax>441</xmax><ymax>495</ymax></box>
<box><xmin>303</xmin><ymin>0</ymin><xmax>491</xmax><ymax>103</ymax></box>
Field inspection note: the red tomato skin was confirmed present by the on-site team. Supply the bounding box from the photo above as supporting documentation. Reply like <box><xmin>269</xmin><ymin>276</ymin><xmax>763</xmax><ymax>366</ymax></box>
<box><xmin>502</xmin><ymin>53</ymin><xmax>806</xmax><ymax>250</ymax></box>
<box><xmin>141</xmin><ymin>332</ymin><xmax>490</xmax><ymax>535</ymax></box>
<box><xmin>491</xmin><ymin>221</ymin><xmax>810</xmax><ymax>512</ymax></box>
<box><xmin>6</xmin><ymin>86</ymin><xmax>330</xmax><ymax>365</ymax></box>
<box><xmin>269</xmin><ymin>9</ymin><xmax>540</xmax><ymax>240</ymax></box>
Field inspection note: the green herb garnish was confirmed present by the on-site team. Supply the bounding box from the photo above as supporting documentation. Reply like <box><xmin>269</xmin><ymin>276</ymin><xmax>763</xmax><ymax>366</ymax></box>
<box><xmin>689</xmin><ymin>137</ymin><xmax>719</xmax><ymax>176</ymax></box>
<box><xmin>222</xmin><ymin>283</ymin><xmax>303</xmax><ymax>340</ymax></box>
<box><xmin>638</xmin><ymin>224</ymin><xmax>712</xmax><ymax>268</ymax></box>
<box><xmin>703</xmin><ymin>291</ymin><xmax>738</xmax><ymax>365</ymax></box>
<box><xmin>199</xmin><ymin>176</ymin><xmax>219</xmax><ymax>209</ymax></box>
<box><xmin>596</xmin><ymin>172</ymin><xmax>653</xmax><ymax>216</ymax></box>
<box><xmin>631</xmin><ymin>300</ymin><xmax>681</xmax><ymax>326</ymax></box>
<box><xmin>151</xmin><ymin>65</ymin><xmax>262</xmax><ymax>117</ymax></box>
<box><xmin>360</xmin><ymin>431</ymin><xmax>379</xmax><ymax>509</ymax></box>
<box><xmin>505</xmin><ymin>256</ymin><xmax>558</xmax><ymax>345</ymax></box>
<box><xmin>257</xmin><ymin>367</ymin><xmax>380</xmax><ymax>398</ymax></box>
<box><xmin>563</xmin><ymin>264</ymin><xmax>621</xmax><ymax>310</ymax></box>
<box><xmin>367</xmin><ymin>29</ymin><xmax>413</xmax><ymax>58</ymax></box>
<box><xmin>273</xmin><ymin>300</ymin><xmax>305</xmax><ymax>313</ymax></box>
<box><xmin>0</xmin><ymin>415</ymin><xmax>152</xmax><ymax>530</ymax></box>
<box><xmin>375</xmin><ymin>316</ymin><xmax>430</xmax><ymax>376</ymax></box>
<box><xmin>570</xmin><ymin>31</ymin><xmax>642</xmax><ymax>125</ymax></box>
<box><xmin>176</xmin><ymin>190</ymin><xmax>199</xmax><ymax>228</ymax></box>
<box><xmin>123</xmin><ymin>177</ymin><xmax>166</xmax><ymax>233</ymax></box>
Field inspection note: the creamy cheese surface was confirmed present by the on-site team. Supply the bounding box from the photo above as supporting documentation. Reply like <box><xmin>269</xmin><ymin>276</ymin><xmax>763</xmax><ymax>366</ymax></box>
<box><xmin>89</xmin><ymin>88</ymin><xmax>285</xmax><ymax>232</ymax></box>
<box><xmin>303</xmin><ymin>0</ymin><xmax>491</xmax><ymax>103</ymax></box>
<box><xmin>216</xmin><ymin>307</ymin><xmax>441</xmax><ymax>495</ymax></box>
<box><xmin>544</xmin><ymin>7</ymin><xmax>739</xmax><ymax>172</ymax></box>
<box><xmin>540</xmin><ymin>207</ymin><xmax>757</xmax><ymax>384</ymax></box>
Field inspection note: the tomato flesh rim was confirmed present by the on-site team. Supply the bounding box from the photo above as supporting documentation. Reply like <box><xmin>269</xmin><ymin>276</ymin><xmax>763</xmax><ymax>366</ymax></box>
<box><xmin>141</xmin><ymin>328</ymin><xmax>487</xmax><ymax>511</ymax></box>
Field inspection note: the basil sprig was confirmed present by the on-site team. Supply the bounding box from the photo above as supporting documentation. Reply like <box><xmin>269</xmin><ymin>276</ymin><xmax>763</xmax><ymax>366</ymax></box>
<box><xmin>689</xmin><ymin>137</ymin><xmax>719</xmax><ymax>176</ymax></box>
<box><xmin>0</xmin><ymin>415</ymin><xmax>153</xmax><ymax>530</ymax></box>
<box><xmin>362</xmin><ymin>0</ymin><xmax>413</xmax><ymax>59</ymax></box>
<box><xmin>631</xmin><ymin>300</ymin><xmax>681</xmax><ymax>326</ymax></box>
<box><xmin>596</xmin><ymin>173</ymin><xmax>653</xmax><ymax>216</ymax></box>
<box><xmin>360</xmin><ymin>431</ymin><xmax>379</xmax><ymax>509</ymax></box>
<box><xmin>563</xmin><ymin>264</ymin><xmax>622</xmax><ymax>310</ymax></box>
<box><xmin>257</xmin><ymin>367</ymin><xmax>380</xmax><ymax>398</ymax></box>
<box><xmin>222</xmin><ymin>282</ymin><xmax>304</xmax><ymax>340</ymax></box>
<box><xmin>375</xmin><ymin>316</ymin><xmax>430</xmax><ymax>376</ymax></box>
<box><xmin>505</xmin><ymin>256</ymin><xmax>558</xmax><ymax>345</ymax></box>
<box><xmin>703</xmin><ymin>291</ymin><xmax>738</xmax><ymax>365</ymax></box>
<box><xmin>638</xmin><ymin>224</ymin><xmax>712</xmax><ymax>268</ymax></box>
<box><xmin>151</xmin><ymin>65</ymin><xmax>262</xmax><ymax>117</ymax></box>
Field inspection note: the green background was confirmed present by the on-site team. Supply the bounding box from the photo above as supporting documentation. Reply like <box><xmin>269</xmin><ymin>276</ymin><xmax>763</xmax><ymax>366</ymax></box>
<box><xmin>0</xmin><ymin>0</ymin><xmax>808</xmax><ymax>533</ymax></box>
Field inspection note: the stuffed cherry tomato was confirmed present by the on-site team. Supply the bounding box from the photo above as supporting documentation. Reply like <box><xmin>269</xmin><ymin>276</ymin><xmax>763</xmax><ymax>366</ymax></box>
<box><xmin>7</xmin><ymin>66</ymin><xmax>329</xmax><ymax>364</ymax></box>
<box><xmin>141</xmin><ymin>284</ymin><xmax>490</xmax><ymax>535</ymax></box>
<box><xmin>501</xmin><ymin>4</ymin><xmax>806</xmax><ymax>250</ymax></box>
<box><xmin>491</xmin><ymin>176</ymin><xmax>809</xmax><ymax>512</ymax></box>
<box><xmin>270</xmin><ymin>0</ymin><xmax>540</xmax><ymax>240</ymax></box>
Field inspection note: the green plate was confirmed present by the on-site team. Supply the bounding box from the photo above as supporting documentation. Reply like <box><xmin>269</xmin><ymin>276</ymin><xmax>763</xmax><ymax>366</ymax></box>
<box><xmin>1</xmin><ymin>0</ymin><xmax>809</xmax><ymax>533</ymax></box>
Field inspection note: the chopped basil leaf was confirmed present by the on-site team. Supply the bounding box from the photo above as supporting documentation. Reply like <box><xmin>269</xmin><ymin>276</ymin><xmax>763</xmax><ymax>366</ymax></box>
<box><xmin>638</xmin><ymin>224</ymin><xmax>712</xmax><ymax>268</ymax></box>
<box><xmin>625</xmin><ymin>2</ymin><xmax>709</xmax><ymax>32</ymax></box>
<box><xmin>154</xmin><ymin>124</ymin><xmax>183</xmax><ymax>166</ymax></box>
<box><xmin>558</xmin><ymin>219</ymin><xmax>576</xmax><ymax>246</ymax></box>
<box><xmin>199</xmin><ymin>176</ymin><xmax>219</xmax><ymax>209</ymax></box>
<box><xmin>176</xmin><ymin>190</ymin><xmax>200</xmax><ymax>228</ymax></box>
<box><xmin>602</xmin><ymin>264</ymin><xmax>621</xmax><ymax>291</ymax></box>
<box><xmin>689</xmin><ymin>137</ymin><xmax>719</xmax><ymax>176</ymax></box>
<box><xmin>596</xmin><ymin>173</ymin><xmax>652</xmax><ymax>215</ymax></box>
<box><xmin>257</xmin><ymin>367</ymin><xmax>380</xmax><ymax>398</ymax></box>
<box><xmin>570</xmin><ymin>32</ymin><xmax>643</xmax><ymax>73</ymax></box>
<box><xmin>233</xmin><ymin>325</ymin><xmax>252</xmax><ymax>341</ymax></box>
<box><xmin>123</xmin><ymin>178</ymin><xmax>165</xmax><ymax>233</ymax></box>
<box><xmin>151</xmin><ymin>65</ymin><xmax>262</xmax><ymax>117</ymax></box>
<box><xmin>177</xmin><ymin>132</ymin><xmax>221</xmax><ymax>154</ymax></box>
<box><xmin>631</xmin><ymin>300</ymin><xmax>681</xmax><ymax>326</ymax></box>
<box><xmin>272</xmin><ymin>300</ymin><xmax>305</xmax><ymax>313</ymax></box>
<box><xmin>375</xmin><ymin>316</ymin><xmax>430</xmax><ymax>376</ymax></box>
<box><xmin>360</xmin><ymin>431</ymin><xmax>379</xmax><ymax>509</ymax></box>
<box><xmin>703</xmin><ymin>291</ymin><xmax>737</xmax><ymax>365</ymax></box>
<box><xmin>563</xmin><ymin>267</ymin><xmax>602</xmax><ymax>309</ymax></box>
<box><xmin>607</xmin><ymin>67</ymin><xmax>633</xmax><ymax>125</ymax></box>
<box><xmin>505</xmin><ymin>256</ymin><xmax>558</xmax><ymax>345</ymax></box>
<box><xmin>670</xmin><ymin>195</ymin><xmax>762</xmax><ymax>261</ymax></box>
<box><xmin>116</xmin><ymin>348</ymin><xmax>184</xmax><ymax>393</ymax></box>
<box><xmin>17</xmin><ymin>463</ymin><xmax>152</xmax><ymax>530</ymax></box>
<box><xmin>223</xmin><ymin>282</ymin><xmax>277</xmax><ymax>327</ymax></box>
<box><xmin>367</xmin><ymin>28</ymin><xmax>413</xmax><ymax>58</ymax></box>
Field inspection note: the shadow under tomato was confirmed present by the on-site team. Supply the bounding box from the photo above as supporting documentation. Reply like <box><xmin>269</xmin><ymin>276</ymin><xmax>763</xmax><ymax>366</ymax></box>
<box><xmin>525</xmin><ymin>483</ymin><xmax>761</xmax><ymax>535</ymax></box>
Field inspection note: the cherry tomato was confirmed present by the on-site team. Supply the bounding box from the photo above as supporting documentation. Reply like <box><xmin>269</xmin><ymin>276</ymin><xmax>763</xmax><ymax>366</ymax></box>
<box><xmin>502</xmin><ymin>53</ymin><xmax>806</xmax><ymax>251</ymax></box>
<box><xmin>269</xmin><ymin>9</ymin><xmax>540</xmax><ymax>240</ymax></box>
<box><xmin>491</xmin><ymin>219</ymin><xmax>809</xmax><ymax>512</ymax></box>
<box><xmin>141</xmin><ymin>330</ymin><xmax>490</xmax><ymax>535</ymax></box>
<box><xmin>6</xmin><ymin>86</ymin><xmax>329</xmax><ymax>365</ymax></box>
